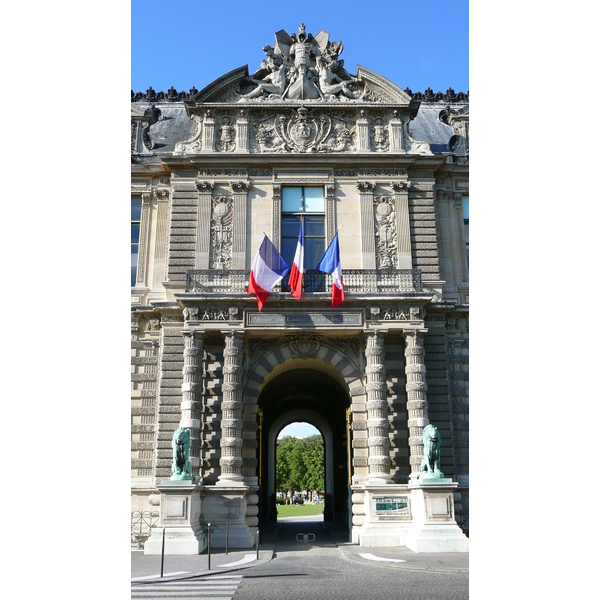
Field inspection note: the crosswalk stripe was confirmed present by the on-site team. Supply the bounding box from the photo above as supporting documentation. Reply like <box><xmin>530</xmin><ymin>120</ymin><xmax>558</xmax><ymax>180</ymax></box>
<box><xmin>131</xmin><ymin>574</ymin><xmax>242</xmax><ymax>599</ymax></box>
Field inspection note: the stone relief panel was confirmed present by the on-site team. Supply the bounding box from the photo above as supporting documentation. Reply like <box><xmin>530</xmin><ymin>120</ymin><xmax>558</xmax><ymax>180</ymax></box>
<box><xmin>210</xmin><ymin>196</ymin><xmax>233</xmax><ymax>269</ymax></box>
<box><xmin>250</xmin><ymin>107</ymin><xmax>356</xmax><ymax>153</ymax></box>
<box><xmin>370</xmin><ymin>116</ymin><xmax>389</xmax><ymax>152</ymax></box>
<box><xmin>373</xmin><ymin>195</ymin><xmax>397</xmax><ymax>268</ymax></box>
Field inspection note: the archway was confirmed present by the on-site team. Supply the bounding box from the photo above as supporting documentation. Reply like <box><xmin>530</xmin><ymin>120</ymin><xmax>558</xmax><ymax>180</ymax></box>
<box><xmin>258</xmin><ymin>368</ymin><xmax>350</xmax><ymax>527</ymax></box>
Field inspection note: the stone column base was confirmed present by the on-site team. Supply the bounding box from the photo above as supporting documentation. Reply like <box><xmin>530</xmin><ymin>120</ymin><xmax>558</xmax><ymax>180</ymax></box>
<box><xmin>144</xmin><ymin>481</ymin><xmax>206</xmax><ymax>555</ymax></box>
<box><xmin>404</xmin><ymin>479</ymin><xmax>469</xmax><ymax>553</ymax></box>
<box><xmin>199</xmin><ymin>485</ymin><xmax>256</xmax><ymax>549</ymax></box>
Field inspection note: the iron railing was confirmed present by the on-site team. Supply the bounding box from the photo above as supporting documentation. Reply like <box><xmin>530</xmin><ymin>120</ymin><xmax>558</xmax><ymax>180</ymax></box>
<box><xmin>131</xmin><ymin>510</ymin><xmax>160</xmax><ymax>549</ymax></box>
<box><xmin>186</xmin><ymin>268</ymin><xmax>422</xmax><ymax>293</ymax></box>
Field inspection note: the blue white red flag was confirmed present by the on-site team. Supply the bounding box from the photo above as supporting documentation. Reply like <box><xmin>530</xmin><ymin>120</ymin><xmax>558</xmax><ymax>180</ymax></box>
<box><xmin>288</xmin><ymin>221</ymin><xmax>304</xmax><ymax>299</ymax></box>
<box><xmin>246</xmin><ymin>234</ymin><xmax>290</xmax><ymax>311</ymax></box>
<box><xmin>316</xmin><ymin>231</ymin><xmax>344</xmax><ymax>308</ymax></box>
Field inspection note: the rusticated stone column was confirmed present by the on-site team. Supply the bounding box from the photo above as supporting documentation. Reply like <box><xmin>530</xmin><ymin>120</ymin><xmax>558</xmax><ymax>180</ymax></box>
<box><xmin>403</xmin><ymin>329</ymin><xmax>430</xmax><ymax>481</ymax></box>
<box><xmin>218</xmin><ymin>330</ymin><xmax>245</xmax><ymax>486</ymax></box>
<box><xmin>181</xmin><ymin>330</ymin><xmax>205</xmax><ymax>478</ymax></box>
<box><xmin>365</xmin><ymin>330</ymin><xmax>392</xmax><ymax>483</ymax></box>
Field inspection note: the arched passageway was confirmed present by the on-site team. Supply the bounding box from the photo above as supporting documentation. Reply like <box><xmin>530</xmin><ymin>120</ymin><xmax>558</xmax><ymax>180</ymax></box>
<box><xmin>257</xmin><ymin>368</ymin><xmax>350</xmax><ymax>527</ymax></box>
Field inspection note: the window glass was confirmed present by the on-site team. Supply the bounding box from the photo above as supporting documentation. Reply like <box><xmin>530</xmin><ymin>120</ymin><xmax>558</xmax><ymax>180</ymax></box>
<box><xmin>132</xmin><ymin>197</ymin><xmax>142</xmax><ymax>220</ymax></box>
<box><xmin>303</xmin><ymin>187</ymin><xmax>325</xmax><ymax>212</ymax></box>
<box><xmin>282</xmin><ymin>187</ymin><xmax>303</xmax><ymax>212</ymax></box>
<box><xmin>131</xmin><ymin>196</ymin><xmax>141</xmax><ymax>287</ymax></box>
<box><xmin>462</xmin><ymin>195</ymin><xmax>469</xmax><ymax>220</ymax></box>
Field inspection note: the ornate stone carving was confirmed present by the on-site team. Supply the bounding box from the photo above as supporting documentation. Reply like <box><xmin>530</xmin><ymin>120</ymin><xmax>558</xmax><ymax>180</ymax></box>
<box><xmin>250</xmin><ymin>107</ymin><xmax>356</xmax><ymax>154</ymax></box>
<box><xmin>174</xmin><ymin>115</ymin><xmax>202</xmax><ymax>154</ymax></box>
<box><xmin>370</xmin><ymin>117</ymin><xmax>389</xmax><ymax>152</ymax></box>
<box><xmin>373</xmin><ymin>195</ymin><xmax>397</xmax><ymax>268</ymax></box>
<box><xmin>239</xmin><ymin>24</ymin><xmax>362</xmax><ymax>103</ymax></box>
<box><xmin>210</xmin><ymin>196</ymin><xmax>233</xmax><ymax>269</ymax></box>
<box><xmin>216</xmin><ymin>116</ymin><xmax>236</xmax><ymax>152</ymax></box>
<box><xmin>287</xmin><ymin>334</ymin><xmax>321</xmax><ymax>359</ymax></box>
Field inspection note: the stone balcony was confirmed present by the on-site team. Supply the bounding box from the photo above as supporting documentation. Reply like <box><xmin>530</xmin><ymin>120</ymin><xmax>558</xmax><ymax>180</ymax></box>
<box><xmin>185</xmin><ymin>268</ymin><xmax>422</xmax><ymax>294</ymax></box>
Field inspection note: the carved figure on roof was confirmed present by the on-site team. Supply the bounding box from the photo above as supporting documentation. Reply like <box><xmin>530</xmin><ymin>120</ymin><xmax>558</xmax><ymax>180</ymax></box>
<box><xmin>315</xmin><ymin>56</ymin><xmax>358</xmax><ymax>100</ymax></box>
<box><xmin>243</xmin><ymin>56</ymin><xmax>287</xmax><ymax>100</ymax></box>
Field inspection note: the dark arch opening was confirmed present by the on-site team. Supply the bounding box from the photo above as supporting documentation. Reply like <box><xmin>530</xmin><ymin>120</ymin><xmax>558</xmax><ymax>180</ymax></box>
<box><xmin>258</xmin><ymin>368</ymin><xmax>350</xmax><ymax>528</ymax></box>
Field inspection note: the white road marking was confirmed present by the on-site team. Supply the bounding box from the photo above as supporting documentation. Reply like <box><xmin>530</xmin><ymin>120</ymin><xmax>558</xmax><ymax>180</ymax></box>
<box><xmin>359</xmin><ymin>552</ymin><xmax>406</xmax><ymax>563</ymax></box>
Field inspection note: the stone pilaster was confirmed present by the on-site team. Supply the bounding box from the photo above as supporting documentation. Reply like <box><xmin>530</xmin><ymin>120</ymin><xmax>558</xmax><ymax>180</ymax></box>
<box><xmin>202</xmin><ymin>110</ymin><xmax>216</xmax><ymax>152</ymax></box>
<box><xmin>181</xmin><ymin>330</ymin><xmax>205</xmax><ymax>479</ymax></box>
<box><xmin>391</xmin><ymin>181</ymin><xmax>412</xmax><ymax>269</ymax></box>
<box><xmin>236</xmin><ymin>109</ymin><xmax>249</xmax><ymax>153</ymax></box>
<box><xmin>389</xmin><ymin>111</ymin><xmax>404</xmax><ymax>152</ymax></box>
<box><xmin>272</xmin><ymin>184</ymin><xmax>282</xmax><ymax>248</ymax></box>
<box><xmin>356</xmin><ymin>110</ymin><xmax>370</xmax><ymax>152</ymax></box>
<box><xmin>194</xmin><ymin>181</ymin><xmax>214</xmax><ymax>269</ymax></box>
<box><xmin>403</xmin><ymin>330</ymin><xmax>430</xmax><ymax>481</ymax></box>
<box><xmin>136</xmin><ymin>192</ymin><xmax>152</xmax><ymax>285</ymax></box>
<box><xmin>218</xmin><ymin>330</ymin><xmax>245</xmax><ymax>486</ymax></box>
<box><xmin>357</xmin><ymin>181</ymin><xmax>377</xmax><ymax>269</ymax></box>
<box><xmin>453</xmin><ymin>192</ymin><xmax>468</xmax><ymax>284</ymax></box>
<box><xmin>229</xmin><ymin>181</ymin><xmax>250</xmax><ymax>269</ymax></box>
<box><xmin>365</xmin><ymin>330</ymin><xmax>391</xmax><ymax>483</ymax></box>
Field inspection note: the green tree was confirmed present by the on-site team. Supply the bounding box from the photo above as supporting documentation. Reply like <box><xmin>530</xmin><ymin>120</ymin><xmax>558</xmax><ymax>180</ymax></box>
<box><xmin>276</xmin><ymin>434</ymin><xmax>324</xmax><ymax>493</ymax></box>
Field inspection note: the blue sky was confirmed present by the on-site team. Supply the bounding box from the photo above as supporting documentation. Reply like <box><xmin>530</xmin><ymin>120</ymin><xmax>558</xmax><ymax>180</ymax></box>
<box><xmin>132</xmin><ymin>0</ymin><xmax>468</xmax><ymax>95</ymax></box>
<box><xmin>278</xmin><ymin>422</ymin><xmax>320</xmax><ymax>439</ymax></box>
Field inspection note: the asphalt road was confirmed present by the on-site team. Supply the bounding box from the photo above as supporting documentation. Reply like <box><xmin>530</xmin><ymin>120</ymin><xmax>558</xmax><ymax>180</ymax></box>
<box><xmin>233</xmin><ymin>519</ymin><xmax>469</xmax><ymax>600</ymax></box>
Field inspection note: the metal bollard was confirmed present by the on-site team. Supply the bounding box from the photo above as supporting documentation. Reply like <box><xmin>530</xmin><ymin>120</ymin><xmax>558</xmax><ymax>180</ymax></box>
<box><xmin>225</xmin><ymin>522</ymin><xmax>229</xmax><ymax>555</ymax></box>
<box><xmin>160</xmin><ymin>528</ymin><xmax>166</xmax><ymax>577</ymax></box>
<box><xmin>256</xmin><ymin>527</ymin><xmax>260</xmax><ymax>560</ymax></box>
<box><xmin>207</xmin><ymin>523</ymin><xmax>211</xmax><ymax>570</ymax></box>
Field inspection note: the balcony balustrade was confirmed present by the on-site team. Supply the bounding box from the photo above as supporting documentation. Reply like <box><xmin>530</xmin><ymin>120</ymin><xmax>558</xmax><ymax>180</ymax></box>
<box><xmin>186</xmin><ymin>268</ymin><xmax>422</xmax><ymax>294</ymax></box>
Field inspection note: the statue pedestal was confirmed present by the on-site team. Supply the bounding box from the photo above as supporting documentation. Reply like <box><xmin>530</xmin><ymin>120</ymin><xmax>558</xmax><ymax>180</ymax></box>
<box><xmin>144</xmin><ymin>480</ymin><xmax>207</xmax><ymax>555</ymax></box>
<box><xmin>352</xmin><ymin>484</ymin><xmax>412</xmax><ymax>547</ymax></box>
<box><xmin>404</xmin><ymin>478</ymin><xmax>469</xmax><ymax>553</ymax></box>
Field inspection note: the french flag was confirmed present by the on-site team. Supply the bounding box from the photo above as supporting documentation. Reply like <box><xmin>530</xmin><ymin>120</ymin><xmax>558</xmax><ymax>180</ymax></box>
<box><xmin>316</xmin><ymin>231</ymin><xmax>345</xmax><ymax>308</ymax></box>
<box><xmin>246</xmin><ymin>234</ymin><xmax>290</xmax><ymax>311</ymax></box>
<box><xmin>288</xmin><ymin>222</ymin><xmax>304</xmax><ymax>299</ymax></box>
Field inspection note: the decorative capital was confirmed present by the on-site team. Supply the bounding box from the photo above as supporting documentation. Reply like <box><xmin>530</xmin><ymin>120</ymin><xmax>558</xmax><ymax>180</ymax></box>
<box><xmin>356</xmin><ymin>181</ymin><xmax>376</xmax><ymax>194</ymax></box>
<box><xmin>141</xmin><ymin>191</ymin><xmax>152</xmax><ymax>204</ymax></box>
<box><xmin>229</xmin><ymin>180</ymin><xmax>251</xmax><ymax>194</ymax></box>
<box><xmin>195</xmin><ymin>180</ymin><xmax>215</xmax><ymax>193</ymax></box>
<box><xmin>391</xmin><ymin>181</ymin><xmax>412</xmax><ymax>193</ymax></box>
<box><xmin>153</xmin><ymin>188</ymin><xmax>170</xmax><ymax>202</ymax></box>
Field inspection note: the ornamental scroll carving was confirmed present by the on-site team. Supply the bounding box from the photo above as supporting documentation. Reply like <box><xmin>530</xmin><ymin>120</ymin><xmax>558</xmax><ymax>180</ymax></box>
<box><xmin>210</xmin><ymin>196</ymin><xmax>233</xmax><ymax>269</ymax></box>
<box><xmin>374</xmin><ymin>196</ymin><xmax>397</xmax><ymax>268</ymax></box>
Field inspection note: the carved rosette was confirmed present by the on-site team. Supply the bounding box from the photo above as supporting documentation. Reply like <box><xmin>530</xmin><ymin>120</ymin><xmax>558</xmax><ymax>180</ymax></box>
<box><xmin>210</xmin><ymin>196</ymin><xmax>233</xmax><ymax>269</ymax></box>
<box><xmin>218</xmin><ymin>331</ymin><xmax>245</xmax><ymax>483</ymax></box>
<box><xmin>365</xmin><ymin>331</ymin><xmax>391</xmax><ymax>480</ymax></box>
<box><xmin>403</xmin><ymin>330</ymin><xmax>430</xmax><ymax>480</ymax></box>
<box><xmin>373</xmin><ymin>196</ymin><xmax>397</xmax><ymax>269</ymax></box>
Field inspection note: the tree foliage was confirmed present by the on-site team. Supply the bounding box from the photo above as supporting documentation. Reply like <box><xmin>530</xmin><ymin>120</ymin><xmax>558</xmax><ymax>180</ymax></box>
<box><xmin>276</xmin><ymin>435</ymin><xmax>324</xmax><ymax>493</ymax></box>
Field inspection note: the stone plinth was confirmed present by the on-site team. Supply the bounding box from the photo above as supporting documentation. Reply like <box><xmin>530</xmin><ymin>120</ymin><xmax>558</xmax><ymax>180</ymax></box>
<box><xmin>404</xmin><ymin>478</ymin><xmax>469</xmax><ymax>553</ymax></box>
<box><xmin>199</xmin><ymin>485</ymin><xmax>256</xmax><ymax>549</ymax></box>
<box><xmin>352</xmin><ymin>484</ymin><xmax>412</xmax><ymax>546</ymax></box>
<box><xmin>144</xmin><ymin>481</ymin><xmax>206</xmax><ymax>555</ymax></box>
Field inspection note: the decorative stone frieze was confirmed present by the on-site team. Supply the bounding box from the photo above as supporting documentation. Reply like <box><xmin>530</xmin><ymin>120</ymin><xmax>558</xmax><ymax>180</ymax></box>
<box><xmin>218</xmin><ymin>331</ymin><xmax>245</xmax><ymax>485</ymax></box>
<box><xmin>373</xmin><ymin>195</ymin><xmax>397</xmax><ymax>268</ymax></box>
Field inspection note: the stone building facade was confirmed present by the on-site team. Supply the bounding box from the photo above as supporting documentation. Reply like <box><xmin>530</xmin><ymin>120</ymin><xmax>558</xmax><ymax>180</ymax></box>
<box><xmin>131</xmin><ymin>24</ymin><xmax>469</xmax><ymax>551</ymax></box>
